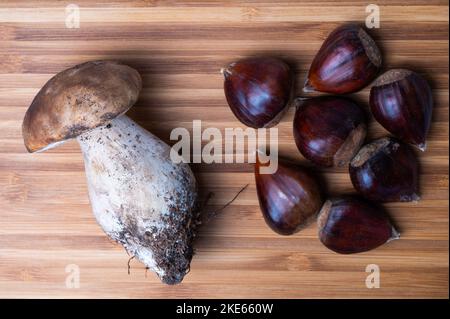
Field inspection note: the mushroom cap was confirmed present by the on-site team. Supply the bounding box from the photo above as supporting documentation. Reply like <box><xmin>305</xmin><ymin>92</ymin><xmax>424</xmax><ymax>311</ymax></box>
<box><xmin>22</xmin><ymin>60</ymin><xmax>142</xmax><ymax>152</ymax></box>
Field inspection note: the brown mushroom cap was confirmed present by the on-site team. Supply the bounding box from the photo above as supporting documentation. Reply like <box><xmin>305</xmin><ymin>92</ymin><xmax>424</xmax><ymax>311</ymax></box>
<box><xmin>22</xmin><ymin>60</ymin><xmax>142</xmax><ymax>152</ymax></box>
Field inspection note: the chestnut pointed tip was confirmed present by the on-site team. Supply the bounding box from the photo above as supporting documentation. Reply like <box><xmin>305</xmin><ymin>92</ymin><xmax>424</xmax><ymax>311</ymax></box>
<box><xmin>398</xmin><ymin>192</ymin><xmax>421</xmax><ymax>203</ymax></box>
<box><xmin>293</xmin><ymin>97</ymin><xmax>308</xmax><ymax>109</ymax></box>
<box><xmin>255</xmin><ymin>148</ymin><xmax>266</xmax><ymax>158</ymax></box>
<box><xmin>417</xmin><ymin>142</ymin><xmax>427</xmax><ymax>152</ymax></box>
<box><xmin>410</xmin><ymin>193</ymin><xmax>421</xmax><ymax>203</ymax></box>
<box><xmin>387</xmin><ymin>227</ymin><xmax>400</xmax><ymax>243</ymax></box>
<box><xmin>302</xmin><ymin>81</ymin><xmax>315</xmax><ymax>94</ymax></box>
<box><xmin>255</xmin><ymin>148</ymin><xmax>270</xmax><ymax>171</ymax></box>
<box><xmin>220</xmin><ymin>67</ymin><xmax>231</xmax><ymax>78</ymax></box>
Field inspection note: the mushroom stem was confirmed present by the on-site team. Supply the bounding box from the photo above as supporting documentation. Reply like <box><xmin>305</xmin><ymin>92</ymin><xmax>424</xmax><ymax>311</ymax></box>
<box><xmin>77</xmin><ymin>115</ymin><xmax>198</xmax><ymax>285</ymax></box>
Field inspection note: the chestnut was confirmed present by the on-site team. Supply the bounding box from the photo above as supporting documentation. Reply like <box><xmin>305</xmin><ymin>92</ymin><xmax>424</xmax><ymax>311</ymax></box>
<box><xmin>318</xmin><ymin>196</ymin><xmax>399</xmax><ymax>254</ymax></box>
<box><xmin>370</xmin><ymin>69</ymin><xmax>433</xmax><ymax>151</ymax></box>
<box><xmin>293</xmin><ymin>96</ymin><xmax>367</xmax><ymax>167</ymax></box>
<box><xmin>305</xmin><ymin>24</ymin><xmax>382</xmax><ymax>94</ymax></box>
<box><xmin>349</xmin><ymin>137</ymin><xmax>420</xmax><ymax>202</ymax></box>
<box><xmin>255</xmin><ymin>157</ymin><xmax>323</xmax><ymax>235</ymax></box>
<box><xmin>222</xmin><ymin>57</ymin><xmax>294</xmax><ymax>128</ymax></box>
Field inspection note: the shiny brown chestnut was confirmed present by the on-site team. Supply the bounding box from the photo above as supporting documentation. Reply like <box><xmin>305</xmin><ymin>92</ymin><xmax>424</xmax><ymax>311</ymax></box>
<box><xmin>318</xmin><ymin>196</ymin><xmax>399</xmax><ymax>254</ymax></box>
<box><xmin>349</xmin><ymin>137</ymin><xmax>420</xmax><ymax>202</ymax></box>
<box><xmin>222</xmin><ymin>57</ymin><xmax>294</xmax><ymax>128</ymax></box>
<box><xmin>305</xmin><ymin>24</ymin><xmax>382</xmax><ymax>94</ymax></box>
<box><xmin>255</xmin><ymin>156</ymin><xmax>323</xmax><ymax>235</ymax></box>
<box><xmin>369</xmin><ymin>69</ymin><xmax>433</xmax><ymax>151</ymax></box>
<box><xmin>293</xmin><ymin>96</ymin><xmax>367</xmax><ymax>167</ymax></box>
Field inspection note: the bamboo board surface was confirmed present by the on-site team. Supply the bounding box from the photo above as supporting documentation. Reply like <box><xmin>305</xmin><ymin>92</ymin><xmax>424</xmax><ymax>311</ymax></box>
<box><xmin>0</xmin><ymin>0</ymin><xmax>448</xmax><ymax>298</ymax></box>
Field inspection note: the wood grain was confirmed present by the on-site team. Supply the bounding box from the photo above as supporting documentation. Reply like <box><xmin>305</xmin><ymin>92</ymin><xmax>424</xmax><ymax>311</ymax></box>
<box><xmin>0</xmin><ymin>0</ymin><xmax>448</xmax><ymax>298</ymax></box>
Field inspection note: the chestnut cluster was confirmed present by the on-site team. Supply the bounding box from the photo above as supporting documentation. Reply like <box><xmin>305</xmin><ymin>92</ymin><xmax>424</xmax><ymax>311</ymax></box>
<box><xmin>221</xmin><ymin>23</ymin><xmax>433</xmax><ymax>254</ymax></box>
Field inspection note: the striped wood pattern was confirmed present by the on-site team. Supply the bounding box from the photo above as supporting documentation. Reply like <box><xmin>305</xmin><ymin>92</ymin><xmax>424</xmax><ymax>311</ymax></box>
<box><xmin>0</xmin><ymin>0</ymin><xmax>448</xmax><ymax>298</ymax></box>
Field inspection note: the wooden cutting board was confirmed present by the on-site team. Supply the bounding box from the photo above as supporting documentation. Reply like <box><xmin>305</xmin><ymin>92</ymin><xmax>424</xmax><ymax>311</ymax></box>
<box><xmin>0</xmin><ymin>0</ymin><xmax>448</xmax><ymax>298</ymax></box>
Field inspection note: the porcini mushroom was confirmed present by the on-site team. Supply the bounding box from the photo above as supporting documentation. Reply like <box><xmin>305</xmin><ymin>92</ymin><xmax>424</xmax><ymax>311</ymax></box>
<box><xmin>22</xmin><ymin>60</ymin><xmax>199</xmax><ymax>285</ymax></box>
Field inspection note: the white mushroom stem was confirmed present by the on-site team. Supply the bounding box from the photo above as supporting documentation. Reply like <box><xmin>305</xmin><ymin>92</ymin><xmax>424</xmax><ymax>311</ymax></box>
<box><xmin>77</xmin><ymin>115</ymin><xmax>198</xmax><ymax>284</ymax></box>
